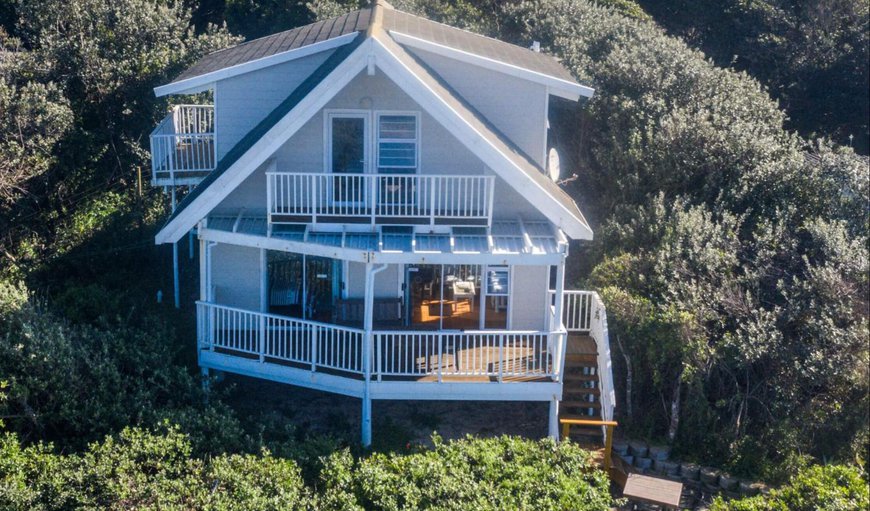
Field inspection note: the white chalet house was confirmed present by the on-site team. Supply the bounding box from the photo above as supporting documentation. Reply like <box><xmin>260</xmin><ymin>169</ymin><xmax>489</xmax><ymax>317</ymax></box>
<box><xmin>151</xmin><ymin>1</ymin><xmax>615</xmax><ymax>447</ymax></box>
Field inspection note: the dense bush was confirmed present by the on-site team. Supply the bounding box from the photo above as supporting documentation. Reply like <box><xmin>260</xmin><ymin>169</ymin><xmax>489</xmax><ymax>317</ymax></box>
<box><xmin>0</xmin><ymin>426</ymin><xmax>314</xmax><ymax>510</ymax></box>
<box><xmin>0</xmin><ymin>429</ymin><xmax>613</xmax><ymax>510</ymax></box>
<box><xmin>709</xmin><ymin>464</ymin><xmax>869</xmax><ymax>511</ymax></box>
<box><xmin>637</xmin><ymin>0</ymin><xmax>870</xmax><ymax>153</ymax></box>
<box><xmin>319</xmin><ymin>435</ymin><xmax>613</xmax><ymax>510</ymax></box>
<box><xmin>0</xmin><ymin>279</ymin><xmax>238</xmax><ymax>452</ymax></box>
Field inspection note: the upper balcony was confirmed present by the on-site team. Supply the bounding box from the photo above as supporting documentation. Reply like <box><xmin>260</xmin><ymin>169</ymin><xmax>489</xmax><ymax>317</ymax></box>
<box><xmin>267</xmin><ymin>172</ymin><xmax>496</xmax><ymax>227</ymax></box>
<box><xmin>150</xmin><ymin>105</ymin><xmax>216</xmax><ymax>187</ymax></box>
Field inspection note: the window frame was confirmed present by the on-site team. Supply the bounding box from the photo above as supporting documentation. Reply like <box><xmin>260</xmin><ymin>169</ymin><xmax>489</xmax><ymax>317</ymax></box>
<box><xmin>374</xmin><ymin>111</ymin><xmax>420</xmax><ymax>174</ymax></box>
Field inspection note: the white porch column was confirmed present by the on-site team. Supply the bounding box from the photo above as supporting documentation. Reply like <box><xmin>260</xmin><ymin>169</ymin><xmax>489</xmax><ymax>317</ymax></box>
<box><xmin>553</xmin><ymin>256</ymin><xmax>567</xmax><ymax>378</ymax></box>
<box><xmin>549</xmin><ymin>396</ymin><xmax>560</xmax><ymax>440</ymax></box>
<box><xmin>362</xmin><ymin>262</ymin><xmax>374</xmax><ymax>446</ymax></box>
<box><xmin>198</xmin><ymin>236</ymin><xmax>207</xmax><ymax>302</ymax></box>
<box><xmin>362</xmin><ymin>261</ymin><xmax>388</xmax><ymax>447</ymax></box>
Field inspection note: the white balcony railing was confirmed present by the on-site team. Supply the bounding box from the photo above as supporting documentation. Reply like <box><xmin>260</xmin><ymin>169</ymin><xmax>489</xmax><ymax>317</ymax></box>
<box><xmin>150</xmin><ymin>105</ymin><xmax>215</xmax><ymax>185</ymax></box>
<box><xmin>267</xmin><ymin>172</ymin><xmax>495</xmax><ymax>225</ymax></box>
<box><xmin>197</xmin><ymin>302</ymin><xmax>365</xmax><ymax>374</ymax></box>
<box><xmin>373</xmin><ymin>330</ymin><xmax>555</xmax><ymax>381</ymax></box>
<box><xmin>197</xmin><ymin>301</ymin><xmax>560</xmax><ymax>381</ymax></box>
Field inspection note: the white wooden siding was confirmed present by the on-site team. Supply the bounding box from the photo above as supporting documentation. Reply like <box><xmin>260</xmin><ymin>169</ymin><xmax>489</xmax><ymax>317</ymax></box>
<box><xmin>211</xmin><ymin>244</ymin><xmax>262</xmax><ymax>311</ymax></box>
<box><xmin>345</xmin><ymin>262</ymin><xmax>401</xmax><ymax>299</ymax></box>
<box><xmin>409</xmin><ymin>48</ymin><xmax>549</xmax><ymax>168</ymax></box>
<box><xmin>509</xmin><ymin>265</ymin><xmax>549</xmax><ymax>330</ymax></box>
<box><xmin>216</xmin><ymin>70</ymin><xmax>545</xmax><ymax>220</ymax></box>
<box><xmin>215</xmin><ymin>50</ymin><xmax>335</xmax><ymax>160</ymax></box>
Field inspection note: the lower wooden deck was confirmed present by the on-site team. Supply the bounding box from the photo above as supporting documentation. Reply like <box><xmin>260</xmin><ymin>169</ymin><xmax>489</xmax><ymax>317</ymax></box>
<box><xmin>199</xmin><ymin>349</ymin><xmax>563</xmax><ymax>401</ymax></box>
<box><xmin>214</xmin><ymin>342</ymin><xmax>554</xmax><ymax>383</ymax></box>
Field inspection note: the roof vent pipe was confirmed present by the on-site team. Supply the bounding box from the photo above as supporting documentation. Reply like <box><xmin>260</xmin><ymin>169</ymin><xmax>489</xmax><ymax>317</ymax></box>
<box><xmin>530</xmin><ymin>41</ymin><xmax>541</xmax><ymax>52</ymax></box>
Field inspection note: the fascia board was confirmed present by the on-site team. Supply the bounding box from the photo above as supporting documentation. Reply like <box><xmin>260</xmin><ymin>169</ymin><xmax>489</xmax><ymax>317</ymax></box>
<box><xmin>389</xmin><ymin>31</ymin><xmax>593</xmax><ymax>101</ymax></box>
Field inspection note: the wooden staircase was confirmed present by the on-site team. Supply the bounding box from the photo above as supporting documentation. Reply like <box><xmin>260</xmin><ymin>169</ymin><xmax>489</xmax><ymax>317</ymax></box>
<box><xmin>560</xmin><ymin>334</ymin><xmax>605</xmax><ymax>444</ymax></box>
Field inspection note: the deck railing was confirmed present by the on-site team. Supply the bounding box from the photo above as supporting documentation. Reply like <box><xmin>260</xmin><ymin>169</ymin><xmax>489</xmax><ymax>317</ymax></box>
<box><xmin>197</xmin><ymin>301</ymin><xmax>560</xmax><ymax>381</ymax></box>
<box><xmin>556</xmin><ymin>290</ymin><xmax>616</xmax><ymax>423</ymax></box>
<box><xmin>197</xmin><ymin>302</ymin><xmax>365</xmax><ymax>374</ymax></box>
<box><xmin>150</xmin><ymin>105</ymin><xmax>216</xmax><ymax>185</ymax></box>
<box><xmin>267</xmin><ymin>172</ymin><xmax>495</xmax><ymax>225</ymax></box>
<box><xmin>373</xmin><ymin>330</ymin><xmax>555</xmax><ymax>381</ymax></box>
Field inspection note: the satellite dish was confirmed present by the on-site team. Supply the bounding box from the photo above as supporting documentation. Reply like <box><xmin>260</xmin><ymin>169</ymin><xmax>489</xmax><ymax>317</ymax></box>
<box><xmin>547</xmin><ymin>147</ymin><xmax>561</xmax><ymax>182</ymax></box>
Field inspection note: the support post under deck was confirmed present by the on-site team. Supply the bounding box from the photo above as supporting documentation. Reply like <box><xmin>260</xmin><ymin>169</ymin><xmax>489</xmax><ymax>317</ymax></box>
<box><xmin>549</xmin><ymin>396</ymin><xmax>560</xmax><ymax>439</ymax></box>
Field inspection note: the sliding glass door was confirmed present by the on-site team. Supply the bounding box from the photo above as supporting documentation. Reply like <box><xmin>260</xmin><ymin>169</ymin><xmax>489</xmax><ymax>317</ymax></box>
<box><xmin>267</xmin><ymin>251</ymin><xmax>340</xmax><ymax>322</ymax></box>
<box><xmin>404</xmin><ymin>264</ymin><xmax>507</xmax><ymax>330</ymax></box>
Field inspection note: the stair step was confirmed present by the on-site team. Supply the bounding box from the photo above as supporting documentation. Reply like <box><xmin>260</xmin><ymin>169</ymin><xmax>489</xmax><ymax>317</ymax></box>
<box><xmin>565</xmin><ymin>354</ymin><xmax>598</xmax><ymax>363</ymax></box>
<box><xmin>561</xmin><ymin>400</ymin><xmax>601</xmax><ymax>408</ymax></box>
<box><xmin>563</xmin><ymin>373</ymin><xmax>599</xmax><ymax>382</ymax></box>
<box><xmin>565</xmin><ymin>387</ymin><xmax>600</xmax><ymax>396</ymax></box>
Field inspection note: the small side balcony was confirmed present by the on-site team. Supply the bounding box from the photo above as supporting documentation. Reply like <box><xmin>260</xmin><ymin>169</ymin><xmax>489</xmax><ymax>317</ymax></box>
<box><xmin>267</xmin><ymin>172</ymin><xmax>495</xmax><ymax>227</ymax></box>
<box><xmin>150</xmin><ymin>105</ymin><xmax>216</xmax><ymax>187</ymax></box>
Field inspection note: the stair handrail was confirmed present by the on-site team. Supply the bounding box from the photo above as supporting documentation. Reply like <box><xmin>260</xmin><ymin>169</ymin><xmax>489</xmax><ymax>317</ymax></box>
<box><xmin>589</xmin><ymin>292</ymin><xmax>615</xmax><ymax>424</ymax></box>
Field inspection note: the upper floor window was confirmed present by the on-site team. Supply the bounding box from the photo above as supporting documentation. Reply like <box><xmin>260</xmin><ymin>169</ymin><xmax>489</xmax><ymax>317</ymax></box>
<box><xmin>377</xmin><ymin>113</ymin><xmax>418</xmax><ymax>174</ymax></box>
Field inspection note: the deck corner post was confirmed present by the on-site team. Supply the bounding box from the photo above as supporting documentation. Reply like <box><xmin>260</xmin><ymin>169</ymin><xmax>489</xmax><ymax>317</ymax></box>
<box><xmin>549</xmin><ymin>397</ymin><xmax>560</xmax><ymax>440</ymax></box>
<box><xmin>553</xmin><ymin>256</ymin><xmax>567</xmax><ymax>378</ymax></box>
<box><xmin>258</xmin><ymin>315</ymin><xmax>266</xmax><ymax>363</ymax></box>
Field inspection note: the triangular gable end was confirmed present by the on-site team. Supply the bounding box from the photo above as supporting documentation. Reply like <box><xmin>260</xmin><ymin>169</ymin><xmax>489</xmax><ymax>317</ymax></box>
<box><xmin>156</xmin><ymin>35</ymin><xmax>371</xmax><ymax>244</ymax></box>
<box><xmin>157</xmin><ymin>32</ymin><xmax>592</xmax><ymax>244</ymax></box>
<box><xmin>370</xmin><ymin>32</ymin><xmax>592</xmax><ymax>240</ymax></box>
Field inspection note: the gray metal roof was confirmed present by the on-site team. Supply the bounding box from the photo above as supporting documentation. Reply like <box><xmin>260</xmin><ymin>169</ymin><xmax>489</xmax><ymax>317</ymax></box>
<box><xmin>168</xmin><ymin>4</ymin><xmax>577</xmax><ymax>87</ymax></box>
<box><xmin>173</xmin><ymin>10</ymin><xmax>370</xmax><ymax>82</ymax></box>
<box><xmin>206</xmin><ymin>213</ymin><xmax>564</xmax><ymax>257</ymax></box>
<box><xmin>381</xmin><ymin>9</ymin><xmax>576</xmax><ymax>83</ymax></box>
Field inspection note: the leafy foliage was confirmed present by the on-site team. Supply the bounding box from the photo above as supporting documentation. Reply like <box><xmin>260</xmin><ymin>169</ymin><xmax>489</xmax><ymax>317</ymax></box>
<box><xmin>321</xmin><ymin>435</ymin><xmax>614</xmax><ymax>511</ymax></box>
<box><xmin>0</xmin><ymin>0</ymin><xmax>237</xmax><ymax>275</ymax></box>
<box><xmin>709</xmin><ymin>464</ymin><xmax>869</xmax><ymax>511</ymax></box>
<box><xmin>0</xmin><ymin>429</ymin><xmax>613</xmax><ymax>510</ymax></box>
<box><xmin>0</xmin><ymin>426</ymin><xmax>315</xmax><ymax>510</ymax></box>
<box><xmin>636</xmin><ymin>0</ymin><xmax>870</xmax><ymax>153</ymax></box>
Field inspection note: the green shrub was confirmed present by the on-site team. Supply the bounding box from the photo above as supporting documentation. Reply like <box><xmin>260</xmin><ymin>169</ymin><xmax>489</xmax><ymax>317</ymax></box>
<box><xmin>0</xmin><ymin>429</ymin><xmax>615</xmax><ymax>511</ymax></box>
<box><xmin>0</xmin><ymin>278</ymin><xmax>242</xmax><ymax>453</ymax></box>
<box><xmin>319</xmin><ymin>435</ymin><xmax>615</xmax><ymax>510</ymax></box>
<box><xmin>710</xmin><ymin>464</ymin><xmax>869</xmax><ymax>511</ymax></box>
<box><xmin>0</xmin><ymin>426</ymin><xmax>315</xmax><ymax>510</ymax></box>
